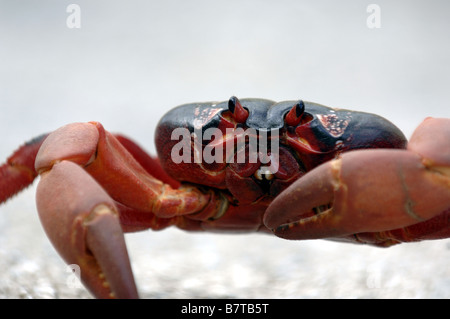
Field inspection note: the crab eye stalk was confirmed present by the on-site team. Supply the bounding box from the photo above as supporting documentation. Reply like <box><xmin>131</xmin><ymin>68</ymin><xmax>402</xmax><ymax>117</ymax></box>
<box><xmin>228</xmin><ymin>96</ymin><xmax>249</xmax><ymax>124</ymax></box>
<box><xmin>284</xmin><ymin>100</ymin><xmax>305</xmax><ymax>127</ymax></box>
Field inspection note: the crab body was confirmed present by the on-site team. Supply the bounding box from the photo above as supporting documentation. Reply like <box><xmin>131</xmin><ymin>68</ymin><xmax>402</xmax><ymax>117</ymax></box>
<box><xmin>154</xmin><ymin>98</ymin><xmax>406</xmax><ymax>232</ymax></box>
<box><xmin>1</xmin><ymin>96</ymin><xmax>449</xmax><ymax>298</ymax></box>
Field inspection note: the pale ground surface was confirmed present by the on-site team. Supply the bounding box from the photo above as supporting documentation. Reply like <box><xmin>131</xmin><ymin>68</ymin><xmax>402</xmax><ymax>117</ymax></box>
<box><xmin>1</xmin><ymin>185</ymin><xmax>449</xmax><ymax>299</ymax></box>
<box><xmin>1</xmin><ymin>1</ymin><xmax>450</xmax><ymax>299</ymax></box>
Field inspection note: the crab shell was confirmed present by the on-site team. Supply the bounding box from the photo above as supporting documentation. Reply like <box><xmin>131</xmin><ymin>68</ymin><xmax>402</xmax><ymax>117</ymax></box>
<box><xmin>155</xmin><ymin>98</ymin><xmax>407</xmax><ymax>204</ymax></box>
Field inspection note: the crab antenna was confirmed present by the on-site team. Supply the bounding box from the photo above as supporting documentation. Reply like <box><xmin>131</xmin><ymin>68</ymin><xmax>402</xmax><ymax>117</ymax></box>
<box><xmin>228</xmin><ymin>96</ymin><xmax>249</xmax><ymax>124</ymax></box>
<box><xmin>285</xmin><ymin>100</ymin><xmax>305</xmax><ymax>127</ymax></box>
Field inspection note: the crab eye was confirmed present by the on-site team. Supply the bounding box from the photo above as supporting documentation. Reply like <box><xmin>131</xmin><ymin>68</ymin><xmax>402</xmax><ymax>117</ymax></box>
<box><xmin>284</xmin><ymin>101</ymin><xmax>305</xmax><ymax>127</ymax></box>
<box><xmin>228</xmin><ymin>96</ymin><xmax>249</xmax><ymax>124</ymax></box>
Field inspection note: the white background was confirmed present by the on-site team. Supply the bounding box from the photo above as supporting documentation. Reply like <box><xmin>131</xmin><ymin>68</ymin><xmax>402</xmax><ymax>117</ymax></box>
<box><xmin>0</xmin><ymin>0</ymin><xmax>449</xmax><ymax>298</ymax></box>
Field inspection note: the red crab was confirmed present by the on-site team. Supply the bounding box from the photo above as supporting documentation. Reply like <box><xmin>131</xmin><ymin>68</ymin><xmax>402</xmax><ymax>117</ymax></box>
<box><xmin>1</xmin><ymin>96</ymin><xmax>449</xmax><ymax>298</ymax></box>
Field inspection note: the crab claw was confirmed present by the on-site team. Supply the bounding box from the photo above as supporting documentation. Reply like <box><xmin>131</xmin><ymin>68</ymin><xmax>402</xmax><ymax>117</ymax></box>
<box><xmin>264</xmin><ymin>118</ymin><xmax>450</xmax><ymax>241</ymax></box>
<box><xmin>36</xmin><ymin>160</ymin><xmax>138</xmax><ymax>298</ymax></box>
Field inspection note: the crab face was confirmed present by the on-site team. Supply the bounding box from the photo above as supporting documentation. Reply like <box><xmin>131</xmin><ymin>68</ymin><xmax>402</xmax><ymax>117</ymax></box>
<box><xmin>155</xmin><ymin>97</ymin><xmax>406</xmax><ymax>204</ymax></box>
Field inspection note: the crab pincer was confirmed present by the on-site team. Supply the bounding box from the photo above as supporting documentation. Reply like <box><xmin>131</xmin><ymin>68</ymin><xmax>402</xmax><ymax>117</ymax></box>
<box><xmin>34</xmin><ymin>123</ymin><xmax>139</xmax><ymax>298</ymax></box>
<box><xmin>32</xmin><ymin>121</ymin><xmax>217</xmax><ymax>298</ymax></box>
<box><xmin>264</xmin><ymin>118</ymin><xmax>450</xmax><ymax>245</ymax></box>
<box><xmin>37</xmin><ymin>161</ymin><xmax>138</xmax><ymax>298</ymax></box>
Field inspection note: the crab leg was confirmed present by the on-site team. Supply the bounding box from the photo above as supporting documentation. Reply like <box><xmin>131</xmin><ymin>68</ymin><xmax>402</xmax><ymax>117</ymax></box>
<box><xmin>264</xmin><ymin>118</ymin><xmax>450</xmax><ymax>243</ymax></box>
<box><xmin>30</xmin><ymin>121</ymin><xmax>222</xmax><ymax>297</ymax></box>
<box><xmin>1</xmin><ymin>122</ymin><xmax>220</xmax><ymax>297</ymax></box>
<box><xmin>35</xmin><ymin>122</ymin><xmax>214</xmax><ymax>218</ymax></box>
<box><xmin>0</xmin><ymin>134</ymin><xmax>48</xmax><ymax>203</ymax></box>
<box><xmin>0</xmin><ymin>131</ymin><xmax>179</xmax><ymax>204</ymax></box>
<box><xmin>350</xmin><ymin>207</ymin><xmax>450</xmax><ymax>246</ymax></box>
<box><xmin>113</xmin><ymin>134</ymin><xmax>180</xmax><ymax>189</ymax></box>
<box><xmin>36</xmin><ymin>160</ymin><xmax>138</xmax><ymax>298</ymax></box>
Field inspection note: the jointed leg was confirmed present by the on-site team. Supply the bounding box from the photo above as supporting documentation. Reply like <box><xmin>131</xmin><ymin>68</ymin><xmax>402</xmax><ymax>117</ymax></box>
<box><xmin>0</xmin><ymin>134</ymin><xmax>48</xmax><ymax>203</ymax></box>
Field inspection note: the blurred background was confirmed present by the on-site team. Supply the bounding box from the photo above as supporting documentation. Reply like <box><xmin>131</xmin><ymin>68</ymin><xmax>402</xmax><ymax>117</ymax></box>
<box><xmin>0</xmin><ymin>0</ymin><xmax>449</xmax><ymax>298</ymax></box>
